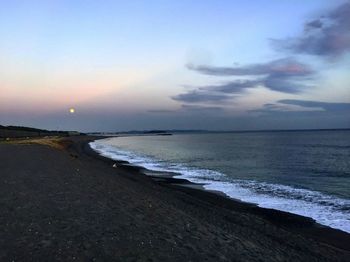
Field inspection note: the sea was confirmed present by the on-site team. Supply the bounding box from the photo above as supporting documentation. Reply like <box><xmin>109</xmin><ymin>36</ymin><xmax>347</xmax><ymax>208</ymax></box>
<box><xmin>90</xmin><ymin>130</ymin><xmax>350</xmax><ymax>233</ymax></box>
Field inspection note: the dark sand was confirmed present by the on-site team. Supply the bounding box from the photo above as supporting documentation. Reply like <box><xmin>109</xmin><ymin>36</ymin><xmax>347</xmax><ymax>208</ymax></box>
<box><xmin>0</xmin><ymin>136</ymin><xmax>349</xmax><ymax>261</ymax></box>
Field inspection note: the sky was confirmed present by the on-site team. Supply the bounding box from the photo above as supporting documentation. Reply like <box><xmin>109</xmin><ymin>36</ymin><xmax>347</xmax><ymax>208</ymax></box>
<box><xmin>0</xmin><ymin>0</ymin><xmax>349</xmax><ymax>132</ymax></box>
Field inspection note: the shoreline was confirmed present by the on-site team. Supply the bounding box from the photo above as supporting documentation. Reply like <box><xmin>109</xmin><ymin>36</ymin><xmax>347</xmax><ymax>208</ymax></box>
<box><xmin>1</xmin><ymin>135</ymin><xmax>349</xmax><ymax>261</ymax></box>
<box><xmin>86</xmin><ymin>137</ymin><xmax>350</xmax><ymax>250</ymax></box>
<box><xmin>89</xmin><ymin>136</ymin><xmax>350</xmax><ymax>234</ymax></box>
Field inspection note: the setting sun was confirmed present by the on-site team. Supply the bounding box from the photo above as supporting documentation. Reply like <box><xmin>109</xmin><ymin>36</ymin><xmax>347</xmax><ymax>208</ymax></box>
<box><xmin>69</xmin><ymin>108</ymin><xmax>75</xmax><ymax>114</ymax></box>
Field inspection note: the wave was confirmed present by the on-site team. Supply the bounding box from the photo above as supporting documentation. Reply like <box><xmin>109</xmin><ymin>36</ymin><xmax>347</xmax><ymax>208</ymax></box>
<box><xmin>90</xmin><ymin>140</ymin><xmax>350</xmax><ymax>233</ymax></box>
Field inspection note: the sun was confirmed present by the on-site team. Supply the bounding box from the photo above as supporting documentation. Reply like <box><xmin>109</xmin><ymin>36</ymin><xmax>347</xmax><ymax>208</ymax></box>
<box><xmin>69</xmin><ymin>108</ymin><xmax>75</xmax><ymax>114</ymax></box>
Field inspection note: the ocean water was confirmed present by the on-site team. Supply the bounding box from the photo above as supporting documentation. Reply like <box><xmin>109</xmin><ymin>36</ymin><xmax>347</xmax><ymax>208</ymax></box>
<box><xmin>90</xmin><ymin>130</ymin><xmax>350</xmax><ymax>233</ymax></box>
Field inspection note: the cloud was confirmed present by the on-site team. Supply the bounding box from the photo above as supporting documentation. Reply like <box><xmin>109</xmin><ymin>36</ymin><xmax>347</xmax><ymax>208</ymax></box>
<box><xmin>186</xmin><ymin>62</ymin><xmax>269</xmax><ymax>76</ymax></box>
<box><xmin>305</xmin><ymin>19</ymin><xmax>323</xmax><ymax>30</ymax></box>
<box><xmin>198</xmin><ymin>79</ymin><xmax>261</xmax><ymax>93</ymax></box>
<box><xmin>263</xmin><ymin>74</ymin><xmax>313</xmax><ymax>93</ymax></box>
<box><xmin>187</xmin><ymin>58</ymin><xmax>312</xmax><ymax>77</ymax></box>
<box><xmin>278</xmin><ymin>99</ymin><xmax>350</xmax><ymax>111</ymax></box>
<box><xmin>148</xmin><ymin>105</ymin><xmax>223</xmax><ymax>114</ymax></box>
<box><xmin>173</xmin><ymin>2</ymin><xmax>348</xmax><ymax>110</ymax></box>
<box><xmin>252</xmin><ymin>100</ymin><xmax>350</xmax><ymax>116</ymax></box>
<box><xmin>271</xmin><ymin>2</ymin><xmax>350</xmax><ymax>58</ymax></box>
<box><xmin>147</xmin><ymin>109</ymin><xmax>175</xmax><ymax>113</ymax></box>
<box><xmin>181</xmin><ymin>104</ymin><xmax>223</xmax><ymax>112</ymax></box>
<box><xmin>185</xmin><ymin>58</ymin><xmax>313</xmax><ymax>94</ymax></box>
<box><xmin>172</xmin><ymin>90</ymin><xmax>232</xmax><ymax>103</ymax></box>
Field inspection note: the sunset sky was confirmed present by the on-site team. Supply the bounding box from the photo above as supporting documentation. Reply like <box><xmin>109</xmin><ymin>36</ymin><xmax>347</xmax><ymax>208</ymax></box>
<box><xmin>1</xmin><ymin>0</ymin><xmax>349</xmax><ymax>131</ymax></box>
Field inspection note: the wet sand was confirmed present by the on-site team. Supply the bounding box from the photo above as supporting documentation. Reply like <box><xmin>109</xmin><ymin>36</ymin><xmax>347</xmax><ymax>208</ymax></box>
<box><xmin>0</xmin><ymin>136</ymin><xmax>349</xmax><ymax>261</ymax></box>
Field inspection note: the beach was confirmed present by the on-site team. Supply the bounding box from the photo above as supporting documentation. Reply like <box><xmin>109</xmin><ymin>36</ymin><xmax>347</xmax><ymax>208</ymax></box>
<box><xmin>0</xmin><ymin>136</ymin><xmax>349</xmax><ymax>261</ymax></box>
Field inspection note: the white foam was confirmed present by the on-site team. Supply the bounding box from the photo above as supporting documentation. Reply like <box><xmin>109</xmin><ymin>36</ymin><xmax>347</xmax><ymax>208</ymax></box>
<box><xmin>90</xmin><ymin>140</ymin><xmax>350</xmax><ymax>233</ymax></box>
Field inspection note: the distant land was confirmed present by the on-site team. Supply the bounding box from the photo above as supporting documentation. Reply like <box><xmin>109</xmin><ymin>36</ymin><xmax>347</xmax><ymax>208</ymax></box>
<box><xmin>0</xmin><ymin>125</ymin><xmax>81</xmax><ymax>139</ymax></box>
<box><xmin>87</xmin><ymin>128</ymin><xmax>350</xmax><ymax>136</ymax></box>
<box><xmin>2</xmin><ymin>124</ymin><xmax>349</xmax><ymax>139</ymax></box>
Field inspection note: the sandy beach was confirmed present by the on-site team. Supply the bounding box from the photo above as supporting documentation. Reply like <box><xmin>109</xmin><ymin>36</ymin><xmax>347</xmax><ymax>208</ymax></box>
<box><xmin>0</xmin><ymin>136</ymin><xmax>349</xmax><ymax>261</ymax></box>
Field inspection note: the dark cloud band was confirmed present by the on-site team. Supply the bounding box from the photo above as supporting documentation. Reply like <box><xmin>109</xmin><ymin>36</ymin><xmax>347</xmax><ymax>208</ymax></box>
<box><xmin>278</xmin><ymin>99</ymin><xmax>350</xmax><ymax>111</ymax></box>
<box><xmin>172</xmin><ymin>90</ymin><xmax>232</xmax><ymax>103</ymax></box>
<box><xmin>176</xmin><ymin>58</ymin><xmax>314</xmax><ymax>104</ymax></box>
